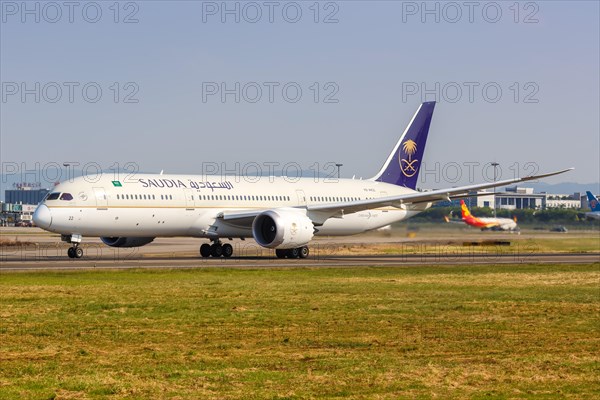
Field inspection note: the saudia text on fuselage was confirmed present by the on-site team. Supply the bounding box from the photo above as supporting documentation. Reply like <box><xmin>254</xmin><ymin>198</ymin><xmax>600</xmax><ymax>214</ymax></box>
<box><xmin>138</xmin><ymin>178</ymin><xmax>234</xmax><ymax>191</ymax></box>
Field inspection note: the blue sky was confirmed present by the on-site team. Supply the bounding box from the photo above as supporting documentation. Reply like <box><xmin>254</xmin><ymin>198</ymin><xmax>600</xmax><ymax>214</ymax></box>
<box><xmin>1</xmin><ymin>1</ymin><xmax>598</xmax><ymax>189</ymax></box>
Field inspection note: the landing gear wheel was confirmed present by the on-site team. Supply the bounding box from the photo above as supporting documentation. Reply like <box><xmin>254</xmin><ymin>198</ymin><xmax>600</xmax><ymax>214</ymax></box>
<box><xmin>288</xmin><ymin>248</ymin><xmax>300</xmax><ymax>259</ymax></box>
<box><xmin>74</xmin><ymin>247</ymin><xmax>83</xmax><ymax>259</ymax></box>
<box><xmin>222</xmin><ymin>243</ymin><xmax>233</xmax><ymax>258</ymax></box>
<box><xmin>67</xmin><ymin>246</ymin><xmax>83</xmax><ymax>259</ymax></box>
<box><xmin>211</xmin><ymin>243</ymin><xmax>223</xmax><ymax>257</ymax></box>
<box><xmin>275</xmin><ymin>249</ymin><xmax>286</xmax><ymax>259</ymax></box>
<box><xmin>200</xmin><ymin>243</ymin><xmax>211</xmax><ymax>258</ymax></box>
<box><xmin>299</xmin><ymin>246</ymin><xmax>309</xmax><ymax>259</ymax></box>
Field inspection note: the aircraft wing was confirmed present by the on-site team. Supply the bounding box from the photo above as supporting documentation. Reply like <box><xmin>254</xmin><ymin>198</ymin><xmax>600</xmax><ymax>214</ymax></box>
<box><xmin>219</xmin><ymin>168</ymin><xmax>573</xmax><ymax>226</ymax></box>
<box><xmin>307</xmin><ymin>167</ymin><xmax>573</xmax><ymax>212</ymax></box>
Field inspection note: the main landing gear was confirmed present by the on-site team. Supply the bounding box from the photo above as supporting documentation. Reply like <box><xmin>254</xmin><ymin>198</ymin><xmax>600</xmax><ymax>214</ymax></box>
<box><xmin>62</xmin><ymin>234</ymin><xmax>83</xmax><ymax>259</ymax></box>
<box><xmin>275</xmin><ymin>246</ymin><xmax>309</xmax><ymax>259</ymax></box>
<box><xmin>200</xmin><ymin>239</ymin><xmax>233</xmax><ymax>258</ymax></box>
<box><xmin>199</xmin><ymin>241</ymin><xmax>310</xmax><ymax>259</ymax></box>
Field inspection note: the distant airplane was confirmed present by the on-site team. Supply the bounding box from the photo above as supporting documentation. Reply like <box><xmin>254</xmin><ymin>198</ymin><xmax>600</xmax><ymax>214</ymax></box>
<box><xmin>33</xmin><ymin>102</ymin><xmax>569</xmax><ymax>259</ymax></box>
<box><xmin>584</xmin><ymin>191</ymin><xmax>600</xmax><ymax>220</ymax></box>
<box><xmin>445</xmin><ymin>200</ymin><xmax>519</xmax><ymax>232</ymax></box>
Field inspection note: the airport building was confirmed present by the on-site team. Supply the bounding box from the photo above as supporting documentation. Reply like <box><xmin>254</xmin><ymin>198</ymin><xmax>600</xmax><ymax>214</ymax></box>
<box><xmin>475</xmin><ymin>187</ymin><xmax>545</xmax><ymax>210</ymax></box>
<box><xmin>1</xmin><ymin>187</ymin><xmax>49</xmax><ymax>226</ymax></box>
<box><xmin>5</xmin><ymin>187</ymin><xmax>50</xmax><ymax>204</ymax></box>
<box><xmin>544</xmin><ymin>193</ymin><xmax>584</xmax><ymax>209</ymax></box>
<box><xmin>436</xmin><ymin>187</ymin><xmax>596</xmax><ymax>210</ymax></box>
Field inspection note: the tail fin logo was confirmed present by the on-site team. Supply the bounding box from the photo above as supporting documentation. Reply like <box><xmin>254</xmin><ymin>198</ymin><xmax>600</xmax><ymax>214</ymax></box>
<box><xmin>372</xmin><ymin>102</ymin><xmax>435</xmax><ymax>188</ymax></box>
<box><xmin>460</xmin><ymin>200</ymin><xmax>471</xmax><ymax>218</ymax></box>
<box><xmin>586</xmin><ymin>192</ymin><xmax>599</xmax><ymax>211</ymax></box>
<box><xmin>400</xmin><ymin>140</ymin><xmax>419</xmax><ymax>177</ymax></box>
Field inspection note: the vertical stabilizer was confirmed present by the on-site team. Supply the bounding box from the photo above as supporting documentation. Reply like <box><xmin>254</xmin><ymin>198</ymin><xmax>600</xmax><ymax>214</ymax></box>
<box><xmin>586</xmin><ymin>191</ymin><xmax>600</xmax><ymax>211</ymax></box>
<box><xmin>371</xmin><ymin>102</ymin><xmax>435</xmax><ymax>188</ymax></box>
<box><xmin>460</xmin><ymin>200</ymin><xmax>472</xmax><ymax>219</ymax></box>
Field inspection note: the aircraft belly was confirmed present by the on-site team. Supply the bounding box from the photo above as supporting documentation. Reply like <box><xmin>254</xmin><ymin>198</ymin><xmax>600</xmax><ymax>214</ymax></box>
<box><xmin>50</xmin><ymin>207</ymin><xmax>215</xmax><ymax>237</ymax></box>
<box><xmin>48</xmin><ymin>206</ymin><xmax>412</xmax><ymax>239</ymax></box>
<box><xmin>317</xmin><ymin>209</ymin><xmax>407</xmax><ymax>236</ymax></box>
<box><xmin>206</xmin><ymin>222</ymin><xmax>253</xmax><ymax>238</ymax></box>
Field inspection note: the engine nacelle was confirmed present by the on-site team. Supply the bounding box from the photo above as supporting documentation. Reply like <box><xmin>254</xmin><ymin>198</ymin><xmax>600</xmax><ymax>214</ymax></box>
<box><xmin>252</xmin><ymin>209</ymin><xmax>314</xmax><ymax>249</ymax></box>
<box><xmin>100</xmin><ymin>237</ymin><xmax>155</xmax><ymax>248</ymax></box>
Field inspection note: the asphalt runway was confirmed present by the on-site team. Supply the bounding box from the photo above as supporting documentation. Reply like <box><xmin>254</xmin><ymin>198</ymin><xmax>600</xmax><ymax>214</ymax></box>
<box><xmin>1</xmin><ymin>227</ymin><xmax>598</xmax><ymax>271</ymax></box>
<box><xmin>2</xmin><ymin>253</ymin><xmax>600</xmax><ymax>272</ymax></box>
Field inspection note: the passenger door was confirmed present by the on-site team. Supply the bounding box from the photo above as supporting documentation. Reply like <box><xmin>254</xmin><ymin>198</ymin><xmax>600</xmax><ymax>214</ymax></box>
<box><xmin>296</xmin><ymin>190</ymin><xmax>307</xmax><ymax>207</ymax></box>
<box><xmin>93</xmin><ymin>187</ymin><xmax>108</xmax><ymax>209</ymax></box>
<box><xmin>184</xmin><ymin>189</ymin><xmax>195</xmax><ymax>210</ymax></box>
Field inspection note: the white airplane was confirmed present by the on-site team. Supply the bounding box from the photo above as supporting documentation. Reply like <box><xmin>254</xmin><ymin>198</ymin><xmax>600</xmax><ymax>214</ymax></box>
<box><xmin>33</xmin><ymin>102</ymin><xmax>572</xmax><ymax>259</ymax></box>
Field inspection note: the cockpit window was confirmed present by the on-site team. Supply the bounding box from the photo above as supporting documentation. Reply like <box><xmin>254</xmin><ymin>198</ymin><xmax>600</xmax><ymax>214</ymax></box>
<box><xmin>46</xmin><ymin>193</ymin><xmax>60</xmax><ymax>201</ymax></box>
<box><xmin>60</xmin><ymin>193</ymin><xmax>73</xmax><ymax>201</ymax></box>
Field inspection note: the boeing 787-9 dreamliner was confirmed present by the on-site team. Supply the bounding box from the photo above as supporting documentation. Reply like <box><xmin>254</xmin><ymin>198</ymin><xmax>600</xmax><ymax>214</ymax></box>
<box><xmin>33</xmin><ymin>102</ymin><xmax>572</xmax><ymax>259</ymax></box>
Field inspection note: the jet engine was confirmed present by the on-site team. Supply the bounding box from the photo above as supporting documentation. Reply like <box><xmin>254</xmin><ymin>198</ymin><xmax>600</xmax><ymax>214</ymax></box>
<box><xmin>100</xmin><ymin>237</ymin><xmax>155</xmax><ymax>248</ymax></box>
<box><xmin>252</xmin><ymin>209</ymin><xmax>314</xmax><ymax>249</ymax></box>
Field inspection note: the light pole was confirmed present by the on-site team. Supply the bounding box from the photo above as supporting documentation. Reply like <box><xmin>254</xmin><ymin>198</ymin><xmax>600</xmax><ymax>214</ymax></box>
<box><xmin>335</xmin><ymin>163</ymin><xmax>343</xmax><ymax>179</ymax></box>
<box><xmin>62</xmin><ymin>163</ymin><xmax>70</xmax><ymax>181</ymax></box>
<box><xmin>491</xmin><ymin>162</ymin><xmax>499</xmax><ymax>218</ymax></box>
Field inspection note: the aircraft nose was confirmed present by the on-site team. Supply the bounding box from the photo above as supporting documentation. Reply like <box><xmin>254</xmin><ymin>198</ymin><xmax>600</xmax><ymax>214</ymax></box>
<box><xmin>33</xmin><ymin>204</ymin><xmax>52</xmax><ymax>229</ymax></box>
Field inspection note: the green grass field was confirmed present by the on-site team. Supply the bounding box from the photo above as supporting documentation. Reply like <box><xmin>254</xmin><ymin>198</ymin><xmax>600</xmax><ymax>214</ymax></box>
<box><xmin>1</xmin><ymin>264</ymin><xmax>599</xmax><ymax>399</ymax></box>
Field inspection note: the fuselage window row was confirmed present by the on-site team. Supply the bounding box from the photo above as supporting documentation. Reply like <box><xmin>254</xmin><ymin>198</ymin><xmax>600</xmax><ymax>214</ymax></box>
<box><xmin>110</xmin><ymin>194</ymin><xmax>364</xmax><ymax>203</ymax></box>
<box><xmin>309</xmin><ymin>196</ymin><xmax>359</xmax><ymax>202</ymax></box>
<box><xmin>112</xmin><ymin>194</ymin><xmax>298</xmax><ymax>202</ymax></box>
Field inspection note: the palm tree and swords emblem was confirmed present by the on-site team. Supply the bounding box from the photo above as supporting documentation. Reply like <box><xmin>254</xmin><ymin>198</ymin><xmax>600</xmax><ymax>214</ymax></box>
<box><xmin>400</xmin><ymin>139</ymin><xmax>419</xmax><ymax>177</ymax></box>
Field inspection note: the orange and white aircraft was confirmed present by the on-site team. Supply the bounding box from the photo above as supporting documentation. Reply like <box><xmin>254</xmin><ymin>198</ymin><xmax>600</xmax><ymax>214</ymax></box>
<box><xmin>445</xmin><ymin>200</ymin><xmax>519</xmax><ymax>232</ymax></box>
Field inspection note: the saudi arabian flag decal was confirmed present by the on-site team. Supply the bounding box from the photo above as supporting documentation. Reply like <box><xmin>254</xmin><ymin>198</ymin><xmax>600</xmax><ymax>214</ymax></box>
<box><xmin>112</xmin><ymin>180</ymin><xmax>122</xmax><ymax>187</ymax></box>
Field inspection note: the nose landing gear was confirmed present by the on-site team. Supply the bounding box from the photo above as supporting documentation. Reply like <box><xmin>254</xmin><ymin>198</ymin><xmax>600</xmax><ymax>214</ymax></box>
<box><xmin>67</xmin><ymin>244</ymin><xmax>83</xmax><ymax>259</ymax></box>
<box><xmin>62</xmin><ymin>234</ymin><xmax>84</xmax><ymax>259</ymax></box>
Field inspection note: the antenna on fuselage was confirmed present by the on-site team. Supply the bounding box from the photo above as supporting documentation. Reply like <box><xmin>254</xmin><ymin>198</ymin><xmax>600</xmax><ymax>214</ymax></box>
<box><xmin>160</xmin><ymin>170</ymin><xmax>164</xmax><ymax>175</ymax></box>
